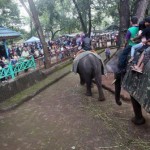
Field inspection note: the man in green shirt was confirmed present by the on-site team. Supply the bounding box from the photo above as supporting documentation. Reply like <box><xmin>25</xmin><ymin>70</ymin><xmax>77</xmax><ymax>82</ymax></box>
<box><xmin>118</xmin><ymin>16</ymin><xmax>139</xmax><ymax>72</ymax></box>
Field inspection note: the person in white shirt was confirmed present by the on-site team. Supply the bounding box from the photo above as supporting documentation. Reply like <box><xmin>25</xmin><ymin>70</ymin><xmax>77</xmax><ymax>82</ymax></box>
<box><xmin>21</xmin><ymin>47</ymin><xmax>30</xmax><ymax>58</ymax></box>
<box><xmin>21</xmin><ymin>46</ymin><xmax>30</xmax><ymax>72</ymax></box>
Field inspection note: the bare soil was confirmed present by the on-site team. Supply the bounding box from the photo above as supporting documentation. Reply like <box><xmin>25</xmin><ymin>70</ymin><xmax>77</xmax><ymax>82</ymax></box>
<box><xmin>0</xmin><ymin>73</ymin><xmax>150</xmax><ymax>150</ymax></box>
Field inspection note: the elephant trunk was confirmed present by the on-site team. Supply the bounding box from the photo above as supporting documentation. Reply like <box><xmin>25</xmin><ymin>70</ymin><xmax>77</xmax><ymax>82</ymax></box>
<box><xmin>114</xmin><ymin>73</ymin><xmax>122</xmax><ymax>105</ymax></box>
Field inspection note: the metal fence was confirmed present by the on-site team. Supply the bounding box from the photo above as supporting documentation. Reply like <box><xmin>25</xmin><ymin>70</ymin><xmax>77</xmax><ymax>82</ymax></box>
<box><xmin>35</xmin><ymin>36</ymin><xmax>117</xmax><ymax>68</ymax></box>
<box><xmin>0</xmin><ymin>56</ymin><xmax>36</xmax><ymax>80</ymax></box>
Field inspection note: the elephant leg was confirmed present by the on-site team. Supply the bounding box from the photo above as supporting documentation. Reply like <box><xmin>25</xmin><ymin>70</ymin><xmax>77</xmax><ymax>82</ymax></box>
<box><xmin>85</xmin><ymin>77</ymin><xmax>92</xmax><ymax>96</ymax></box>
<box><xmin>114</xmin><ymin>73</ymin><xmax>122</xmax><ymax>105</ymax></box>
<box><xmin>131</xmin><ymin>96</ymin><xmax>145</xmax><ymax>125</ymax></box>
<box><xmin>95</xmin><ymin>76</ymin><xmax>105</xmax><ymax>101</ymax></box>
<box><xmin>79</xmin><ymin>74</ymin><xmax>85</xmax><ymax>85</ymax></box>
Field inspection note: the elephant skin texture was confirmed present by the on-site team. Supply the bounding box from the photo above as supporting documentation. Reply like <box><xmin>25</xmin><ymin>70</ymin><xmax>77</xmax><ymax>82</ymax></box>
<box><xmin>77</xmin><ymin>53</ymin><xmax>105</xmax><ymax>101</ymax></box>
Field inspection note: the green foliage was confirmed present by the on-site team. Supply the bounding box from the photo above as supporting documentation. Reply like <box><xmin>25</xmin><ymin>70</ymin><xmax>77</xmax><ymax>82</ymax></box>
<box><xmin>0</xmin><ymin>0</ymin><xmax>30</xmax><ymax>41</ymax></box>
<box><xmin>0</xmin><ymin>0</ymin><xmax>21</xmax><ymax>27</ymax></box>
<box><xmin>35</xmin><ymin>0</ymin><xmax>126</xmax><ymax>37</ymax></box>
<box><xmin>36</xmin><ymin>0</ymin><xmax>80</xmax><ymax>39</ymax></box>
<box><xmin>93</xmin><ymin>0</ymin><xmax>119</xmax><ymax>26</ymax></box>
<box><xmin>1</xmin><ymin>0</ymin><xmax>149</xmax><ymax>40</ymax></box>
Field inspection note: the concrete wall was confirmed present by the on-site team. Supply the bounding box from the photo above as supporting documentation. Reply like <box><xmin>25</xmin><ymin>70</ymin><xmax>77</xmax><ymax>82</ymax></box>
<box><xmin>0</xmin><ymin>59</ymin><xmax>72</xmax><ymax>102</ymax></box>
<box><xmin>0</xmin><ymin>70</ymin><xmax>44</xmax><ymax>102</ymax></box>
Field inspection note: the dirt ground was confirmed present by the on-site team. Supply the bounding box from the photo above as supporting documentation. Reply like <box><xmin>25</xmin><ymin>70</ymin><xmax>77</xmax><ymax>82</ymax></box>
<box><xmin>0</xmin><ymin>73</ymin><xmax>150</xmax><ymax>150</ymax></box>
<box><xmin>102</xmin><ymin>73</ymin><xmax>130</xmax><ymax>100</ymax></box>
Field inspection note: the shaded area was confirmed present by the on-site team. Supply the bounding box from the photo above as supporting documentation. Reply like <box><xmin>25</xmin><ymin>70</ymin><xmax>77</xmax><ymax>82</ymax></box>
<box><xmin>0</xmin><ymin>73</ymin><xmax>150</xmax><ymax>150</ymax></box>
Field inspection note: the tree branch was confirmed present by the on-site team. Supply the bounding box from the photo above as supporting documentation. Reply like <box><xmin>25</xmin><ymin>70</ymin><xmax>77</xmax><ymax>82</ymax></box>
<box><xmin>72</xmin><ymin>0</ymin><xmax>87</xmax><ymax>33</ymax></box>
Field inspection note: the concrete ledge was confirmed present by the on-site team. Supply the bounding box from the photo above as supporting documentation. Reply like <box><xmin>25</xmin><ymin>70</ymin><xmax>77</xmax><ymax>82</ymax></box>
<box><xmin>41</xmin><ymin>59</ymin><xmax>72</xmax><ymax>76</ymax></box>
<box><xmin>0</xmin><ymin>65</ymin><xmax>71</xmax><ymax>112</ymax></box>
<box><xmin>0</xmin><ymin>59</ymin><xmax>72</xmax><ymax>102</ymax></box>
<box><xmin>0</xmin><ymin>70</ymin><xmax>43</xmax><ymax>102</ymax></box>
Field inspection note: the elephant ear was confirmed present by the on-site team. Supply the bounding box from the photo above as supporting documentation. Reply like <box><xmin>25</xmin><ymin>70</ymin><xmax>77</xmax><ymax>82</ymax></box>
<box><xmin>122</xmin><ymin>61</ymin><xmax>150</xmax><ymax>113</ymax></box>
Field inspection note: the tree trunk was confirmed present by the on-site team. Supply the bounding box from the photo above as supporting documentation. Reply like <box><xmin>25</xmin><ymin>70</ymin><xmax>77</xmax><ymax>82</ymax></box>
<box><xmin>30</xmin><ymin>18</ymin><xmax>33</xmax><ymax>37</ymax></box>
<box><xmin>28</xmin><ymin>0</ymin><xmax>51</xmax><ymax>69</ymax></box>
<box><xmin>50</xmin><ymin>28</ymin><xmax>64</xmax><ymax>40</ymax></box>
<box><xmin>72</xmin><ymin>0</ymin><xmax>87</xmax><ymax>33</ymax></box>
<box><xmin>118</xmin><ymin>0</ymin><xmax>130</xmax><ymax>47</ymax></box>
<box><xmin>19</xmin><ymin>0</ymin><xmax>51</xmax><ymax>68</ymax></box>
<box><xmin>134</xmin><ymin>0</ymin><xmax>150</xmax><ymax>22</ymax></box>
<box><xmin>88</xmin><ymin>0</ymin><xmax>92</xmax><ymax>37</ymax></box>
<box><xmin>50</xmin><ymin>30</ymin><xmax>54</xmax><ymax>40</ymax></box>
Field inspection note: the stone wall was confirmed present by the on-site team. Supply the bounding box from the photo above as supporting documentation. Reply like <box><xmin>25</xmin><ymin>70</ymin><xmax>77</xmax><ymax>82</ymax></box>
<box><xmin>0</xmin><ymin>59</ymin><xmax>72</xmax><ymax>102</ymax></box>
<box><xmin>0</xmin><ymin>70</ymin><xmax>44</xmax><ymax>102</ymax></box>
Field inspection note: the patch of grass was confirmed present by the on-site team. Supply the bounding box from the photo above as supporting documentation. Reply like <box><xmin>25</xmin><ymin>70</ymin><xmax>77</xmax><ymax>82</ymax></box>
<box><xmin>0</xmin><ymin>65</ymin><xmax>72</xmax><ymax>111</ymax></box>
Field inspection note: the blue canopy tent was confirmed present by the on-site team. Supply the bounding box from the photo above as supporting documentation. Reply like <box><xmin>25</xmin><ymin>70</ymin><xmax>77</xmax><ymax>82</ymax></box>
<box><xmin>24</xmin><ymin>36</ymin><xmax>40</xmax><ymax>44</ymax></box>
<box><xmin>0</xmin><ymin>26</ymin><xmax>21</xmax><ymax>58</ymax></box>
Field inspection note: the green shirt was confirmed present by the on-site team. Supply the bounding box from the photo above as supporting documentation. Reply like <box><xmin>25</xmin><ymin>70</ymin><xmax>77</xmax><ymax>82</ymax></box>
<box><xmin>128</xmin><ymin>26</ymin><xmax>139</xmax><ymax>46</ymax></box>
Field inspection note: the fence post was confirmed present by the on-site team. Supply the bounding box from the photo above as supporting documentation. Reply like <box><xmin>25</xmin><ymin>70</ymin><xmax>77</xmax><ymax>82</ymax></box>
<box><xmin>31</xmin><ymin>56</ymin><xmax>36</xmax><ymax>69</ymax></box>
<box><xmin>9</xmin><ymin>63</ymin><xmax>15</xmax><ymax>79</ymax></box>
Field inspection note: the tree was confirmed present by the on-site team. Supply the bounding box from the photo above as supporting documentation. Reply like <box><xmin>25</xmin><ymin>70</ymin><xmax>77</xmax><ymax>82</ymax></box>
<box><xmin>72</xmin><ymin>0</ymin><xmax>92</xmax><ymax>36</ymax></box>
<box><xmin>72</xmin><ymin>0</ymin><xmax>87</xmax><ymax>33</ymax></box>
<box><xmin>95</xmin><ymin>0</ymin><xmax>119</xmax><ymax>25</ymax></box>
<box><xmin>37</xmin><ymin>0</ymin><xmax>78</xmax><ymax>39</ymax></box>
<box><xmin>118</xmin><ymin>0</ymin><xmax>130</xmax><ymax>47</ymax></box>
<box><xmin>118</xmin><ymin>0</ymin><xmax>149</xmax><ymax>47</ymax></box>
<box><xmin>0</xmin><ymin>0</ymin><xmax>21</xmax><ymax>27</ymax></box>
<box><xmin>19</xmin><ymin>0</ymin><xmax>51</xmax><ymax>69</ymax></box>
<box><xmin>37</xmin><ymin>0</ymin><xmax>61</xmax><ymax>40</ymax></box>
<box><xmin>134</xmin><ymin>0</ymin><xmax>150</xmax><ymax>21</ymax></box>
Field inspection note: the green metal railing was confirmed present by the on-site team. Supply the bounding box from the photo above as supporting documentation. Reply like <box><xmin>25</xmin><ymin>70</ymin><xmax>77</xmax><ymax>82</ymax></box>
<box><xmin>0</xmin><ymin>56</ymin><xmax>36</xmax><ymax>80</ymax></box>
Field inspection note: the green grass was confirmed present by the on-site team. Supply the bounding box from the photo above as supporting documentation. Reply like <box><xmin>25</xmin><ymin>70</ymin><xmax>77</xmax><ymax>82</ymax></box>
<box><xmin>0</xmin><ymin>65</ymin><xmax>71</xmax><ymax>111</ymax></box>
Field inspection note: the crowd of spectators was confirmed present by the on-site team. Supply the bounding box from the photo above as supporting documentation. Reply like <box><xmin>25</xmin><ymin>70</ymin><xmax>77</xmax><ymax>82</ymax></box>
<box><xmin>0</xmin><ymin>32</ymin><xmax>116</xmax><ymax>83</ymax></box>
<box><xmin>0</xmin><ymin>33</ymin><xmax>87</xmax><ymax>82</ymax></box>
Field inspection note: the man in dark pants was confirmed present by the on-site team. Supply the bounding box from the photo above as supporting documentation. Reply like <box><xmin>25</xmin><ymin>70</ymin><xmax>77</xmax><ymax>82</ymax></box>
<box><xmin>113</xmin><ymin>16</ymin><xmax>139</xmax><ymax>105</ymax></box>
<box><xmin>82</xmin><ymin>33</ymin><xmax>92</xmax><ymax>51</ymax></box>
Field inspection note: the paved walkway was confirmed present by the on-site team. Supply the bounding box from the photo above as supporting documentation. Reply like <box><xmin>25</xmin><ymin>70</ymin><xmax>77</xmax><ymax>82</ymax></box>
<box><xmin>0</xmin><ymin>73</ymin><xmax>150</xmax><ymax>150</ymax></box>
<box><xmin>0</xmin><ymin>48</ymin><xmax>149</xmax><ymax>150</ymax></box>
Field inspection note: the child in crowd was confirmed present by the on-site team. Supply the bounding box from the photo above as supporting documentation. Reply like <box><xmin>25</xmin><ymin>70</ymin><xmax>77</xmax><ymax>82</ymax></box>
<box><xmin>0</xmin><ymin>57</ymin><xmax>7</xmax><ymax>83</ymax></box>
<box><xmin>0</xmin><ymin>57</ymin><xmax>5</xmax><ymax>68</ymax></box>
<box><xmin>11</xmin><ymin>52</ymin><xmax>19</xmax><ymax>65</ymax></box>
<box><xmin>21</xmin><ymin>46</ymin><xmax>30</xmax><ymax>59</ymax></box>
<box><xmin>2</xmin><ymin>57</ymin><xmax>9</xmax><ymax>65</ymax></box>
<box><xmin>34</xmin><ymin>48</ymin><xmax>40</xmax><ymax>59</ymax></box>
<box><xmin>105</xmin><ymin>47</ymin><xmax>111</xmax><ymax>61</ymax></box>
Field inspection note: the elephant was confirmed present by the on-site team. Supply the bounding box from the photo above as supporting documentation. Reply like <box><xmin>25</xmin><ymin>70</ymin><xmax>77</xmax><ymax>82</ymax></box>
<box><xmin>106</xmin><ymin>49</ymin><xmax>150</xmax><ymax>125</ymax></box>
<box><xmin>73</xmin><ymin>51</ymin><xmax>105</xmax><ymax>101</ymax></box>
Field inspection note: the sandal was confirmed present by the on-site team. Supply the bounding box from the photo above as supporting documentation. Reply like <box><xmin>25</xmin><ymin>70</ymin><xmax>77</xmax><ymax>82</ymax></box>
<box><xmin>130</xmin><ymin>66</ymin><xmax>135</xmax><ymax>69</ymax></box>
<box><xmin>111</xmin><ymin>79</ymin><xmax>116</xmax><ymax>85</ymax></box>
<box><xmin>132</xmin><ymin>68</ymin><xmax>143</xmax><ymax>73</ymax></box>
<box><xmin>133</xmin><ymin>66</ymin><xmax>139</xmax><ymax>70</ymax></box>
<box><xmin>128</xmin><ymin>58</ymin><xmax>134</xmax><ymax>63</ymax></box>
